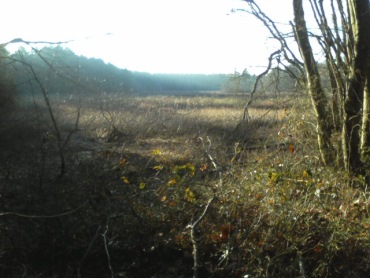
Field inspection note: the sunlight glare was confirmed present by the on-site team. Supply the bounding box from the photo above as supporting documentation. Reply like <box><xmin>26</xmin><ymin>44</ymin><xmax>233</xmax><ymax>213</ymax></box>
<box><xmin>2</xmin><ymin>0</ymin><xmax>292</xmax><ymax>74</ymax></box>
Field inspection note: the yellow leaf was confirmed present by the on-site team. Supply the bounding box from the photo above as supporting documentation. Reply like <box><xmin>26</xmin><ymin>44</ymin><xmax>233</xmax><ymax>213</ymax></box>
<box><xmin>303</xmin><ymin>169</ymin><xmax>312</xmax><ymax>178</ymax></box>
<box><xmin>184</xmin><ymin>187</ymin><xmax>196</xmax><ymax>203</ymax></box>
<box><xmin>186</xmin><ymin>163</ymin><xmax>195</xmax><ymax>173</ymax></box>
<box><xmin>269</xmin><ymin>172</ymin><xmax>281</xmax><ymax>185</ymax></box>
<box><xmin>153</xmin><ymin>165</ymin><xmax>164</xmax><ymax>171</ymax></box>
<box><xmin>167</xmin><ymin>179</ymin><xmax>177</xmax><ymax>186</ymax></box>
<box><xmin>161</xmin><ymin>196</ymin><xmax>167</xmax><ymax>202</ymax></box>
<box><xmin>152</xmin><ymin>149</ymin><xmax>161</xmax><ymax>156</ymax></box>
<box><xmin>120</xmin><ymin>176</ymin><xmax>129</xmax><ymax>184</ymax></box>
<box><xmin>139</xmin><ymin>182</ymin><xmax>146</xmax><ymax>189</ymax></box>
<box><xmin>119</xmin><ymin>158</ymin><xmax>128</xmax><ymax>168</ymax></box>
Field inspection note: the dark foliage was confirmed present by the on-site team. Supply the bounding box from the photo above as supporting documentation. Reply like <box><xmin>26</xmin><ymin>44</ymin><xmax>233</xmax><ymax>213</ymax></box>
<box><xmin>9</xmin><ymin>46</ymin><xmax>231</xmax><ymax>96</ymax></box>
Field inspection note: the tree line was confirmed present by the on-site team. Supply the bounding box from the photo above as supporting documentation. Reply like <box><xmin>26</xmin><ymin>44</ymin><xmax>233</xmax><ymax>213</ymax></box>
<box><xmin>4</xmin><ymin>45</ymin><xmax>243</xmax><ymax>96</ymax></box>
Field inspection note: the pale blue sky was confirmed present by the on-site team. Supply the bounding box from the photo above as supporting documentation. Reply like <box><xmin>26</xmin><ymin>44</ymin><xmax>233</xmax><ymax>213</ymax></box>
<box><xmin>2</xmin><ymin>0</ymin><xmax>298</xmax><ymax>74</ymax></box>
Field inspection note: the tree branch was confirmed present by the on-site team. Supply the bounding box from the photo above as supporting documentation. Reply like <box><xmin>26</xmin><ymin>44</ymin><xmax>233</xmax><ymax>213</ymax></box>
<box><xmin>187</xmin><ymin>197</ymin><xmax>215</xmax><ymax>278</ymax></box>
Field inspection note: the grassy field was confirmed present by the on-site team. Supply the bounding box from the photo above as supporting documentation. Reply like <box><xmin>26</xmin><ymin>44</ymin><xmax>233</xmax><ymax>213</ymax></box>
<box><xmin>1</xmin><ymin>91</ymin><xmax>369</xmax><ymax>277</ymax></box>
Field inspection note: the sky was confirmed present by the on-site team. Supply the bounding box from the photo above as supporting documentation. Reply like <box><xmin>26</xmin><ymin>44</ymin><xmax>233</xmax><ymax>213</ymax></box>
<box><xmin>1</xmin><ymin>0</ymin><xmax>295</xmax><ymax>75</ymax></box>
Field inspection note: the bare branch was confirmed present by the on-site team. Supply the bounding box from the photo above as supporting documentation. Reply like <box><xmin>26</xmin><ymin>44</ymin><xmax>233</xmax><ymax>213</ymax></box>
<box><xmin>240</xmin><ymin>1</ymin><xmax>304</xmax><ymax>75</ymax></box>
<box><xmin>0</xmin><ymin>200</ymin><xmax>89</xmax><ymax>218</ymax></box>
<box><xmin>77</xmin><ymin>224</ymin><xmax>103</xmax><ymax>276</ymax></box>
<box><xmin>187</xmin><ymin>197</ymin><xmax>215</xmax><ymax>278</ymax></box>
<box><xmin>2</xmin><ymin>37</ymin><xmax>73</xmax><ymax>47</ymax></box>
<box><xmin>102</xmin><ymin>220</ymin><xmax>114</xmax><ymax>278</ymax></box>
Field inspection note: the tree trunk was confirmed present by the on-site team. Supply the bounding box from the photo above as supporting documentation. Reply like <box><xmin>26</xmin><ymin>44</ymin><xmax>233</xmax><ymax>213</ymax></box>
<box><xmin>326</xmin><ymin>60</ymin><xmax>343</xmax><ymax>132</ymax></box>
<box><xmin>293</xmin><ymin>0</ymin><xmax>334</xmax><ymax>165</ymax></box>
<box><xmin>342</xmin><ymin>0</ymin><xmax>370</xmax><ymax>173</ymax></box>
<box><xmin>361</xmin><ymin>79</ymin><xmax>370</xmax><ymax>161</ymax></box>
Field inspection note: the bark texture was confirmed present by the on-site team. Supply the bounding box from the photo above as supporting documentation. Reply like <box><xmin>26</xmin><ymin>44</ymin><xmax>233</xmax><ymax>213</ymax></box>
<box><xmin>342</xmin><ymin>0</ymin><xmax>370</xmax><ymax>173</ymax></box>
<box><xmin>293</xmin><ymin>0</ymin><xmax>334</xmax><ymax>165</ymax></box>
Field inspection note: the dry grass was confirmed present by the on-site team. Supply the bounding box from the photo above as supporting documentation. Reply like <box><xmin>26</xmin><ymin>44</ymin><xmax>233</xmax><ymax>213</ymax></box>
<box><xmin>1</xmin><ymin>91</ymin><xmax>369</xmax><ymax>277</ymax></box>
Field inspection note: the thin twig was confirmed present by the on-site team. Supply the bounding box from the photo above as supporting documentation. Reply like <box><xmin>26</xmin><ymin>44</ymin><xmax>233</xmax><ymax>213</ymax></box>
<box><xmin>198</xmin><ymin>136</ymin><xmax>218</xmax><ymax>171</ymax></box>
<box><xmin>16</xmin><ymin>51</ymin><xmax>66</xmax><ymax>176</ymax></box>
<box><xmin>188</xmin><ymin>137</ymin><xmax>220</xmax><ymax>277</ymax></box>
<box><xmin>187</xmin><ymin>197</ymin><xmax>215</xmax><ymax>278</ymax></box>
<box><xmin>0</xmin><ymin>200</ymin><xmax>89</xmax><ymax>218</ymax></box>
<box><xmin>102</xmin><ymin>220</ymin><xmax>114</xmax><ymax>278</ymax></box>
<box><xmin>243</xmin><ymin>49</ymin><xmax>281</xmax><ymax>122</ymax></box>
<box><xmin>78</xmin><ymin>225</ymin><xmax>102</xmax><ymax>268</ymax></box>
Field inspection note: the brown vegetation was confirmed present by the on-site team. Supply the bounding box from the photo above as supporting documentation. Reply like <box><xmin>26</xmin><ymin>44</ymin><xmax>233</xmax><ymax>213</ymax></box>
<box><xmin>0</xmin><ymin>91</ymin><xmax>369</xmax><ymax>277</ymax></box>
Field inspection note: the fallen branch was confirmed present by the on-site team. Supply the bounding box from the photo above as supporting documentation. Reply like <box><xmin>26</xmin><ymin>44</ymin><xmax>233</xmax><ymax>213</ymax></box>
<box><xmin>187</xmin><ymin>197</ymin><xmax>215</xmax><ymax>278</ymax></box>
<box><xmin>187</xmin><ymin>136</ymin><xmax>220</xmax><ymax>277</ymax></box>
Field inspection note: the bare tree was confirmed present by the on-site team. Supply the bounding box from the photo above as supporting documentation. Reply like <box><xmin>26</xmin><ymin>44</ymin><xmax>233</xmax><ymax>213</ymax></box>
<box><xmin>342</xmin><ymin>0</ymin><xmax>370</xmax><ymax>173</ymax></box>
<box><xmin>293</xmin><ymin>0</ymin><xmax>334</xmax><ymax>165</ymax></box>
<box><xmin>5</xmin><ymin>40</ymin><xmax>83</xmax><ymax>178</ymax></box>
<box><xmin>240</xmin><ymin>0</ymin><xmax>370</xmax><ymax>176</ymax></box>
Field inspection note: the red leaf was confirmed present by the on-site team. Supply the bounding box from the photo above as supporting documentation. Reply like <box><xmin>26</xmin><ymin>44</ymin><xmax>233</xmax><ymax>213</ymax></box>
<box><xmin>220</xmin><ymin>224</ymin><xmax>232</xmax><ymax>241</ymax></box>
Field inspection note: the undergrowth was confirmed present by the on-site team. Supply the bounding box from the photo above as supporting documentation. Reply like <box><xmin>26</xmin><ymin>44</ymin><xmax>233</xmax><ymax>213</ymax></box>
<box><xmin>0</xmin><ymin>92</ymin><xmax>369</xmax><ymax>277</ymax></box>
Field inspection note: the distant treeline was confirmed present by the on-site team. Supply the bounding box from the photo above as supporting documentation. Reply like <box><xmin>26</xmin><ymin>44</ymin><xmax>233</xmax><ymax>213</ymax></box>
<box><xmin>9</xmin><ymin>46</ymin><xmax>252</xmax><ymax>95</ymax></box>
